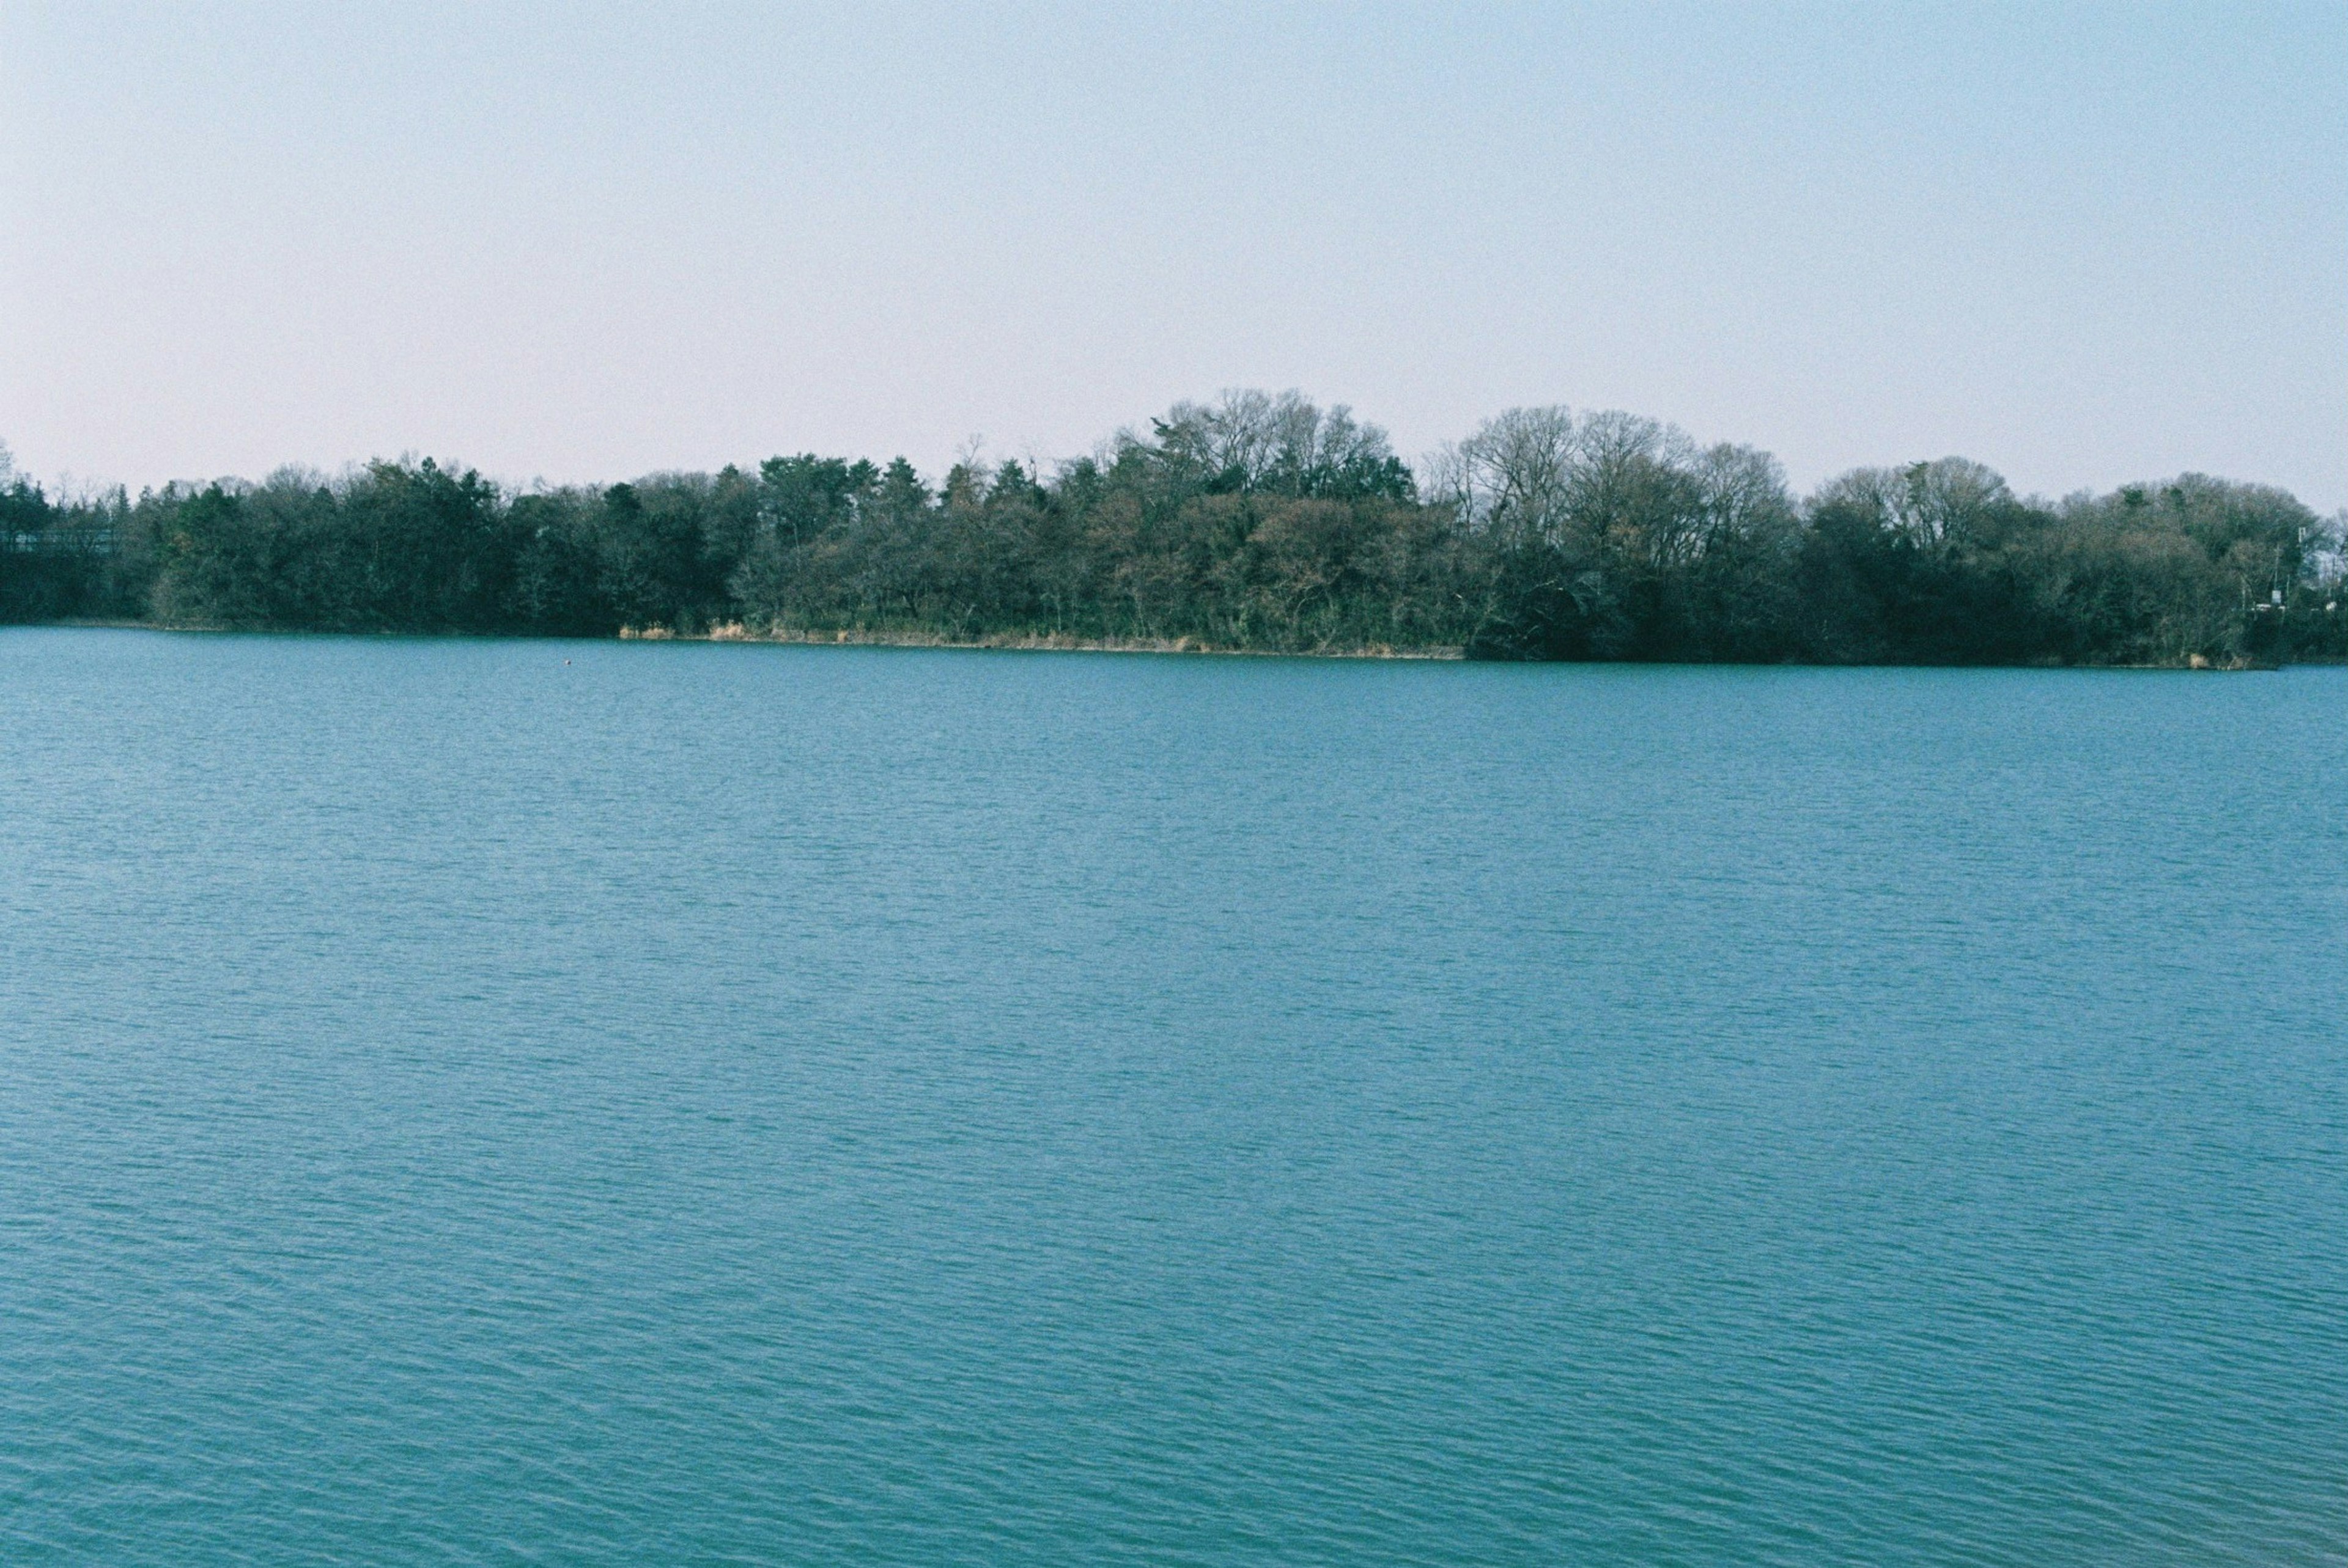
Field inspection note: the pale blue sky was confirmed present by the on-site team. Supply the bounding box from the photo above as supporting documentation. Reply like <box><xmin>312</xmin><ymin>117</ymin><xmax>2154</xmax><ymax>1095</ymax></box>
<box><xmin>2</xmin><ymin>1</ymin><xmax>2341</xmax><ymax>506</ymax></box>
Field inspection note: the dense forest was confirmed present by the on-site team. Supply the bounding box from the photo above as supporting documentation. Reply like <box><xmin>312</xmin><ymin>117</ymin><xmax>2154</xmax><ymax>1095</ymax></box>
<box><xmin>3</xmin><ymin>393</ymin><xmax>2341</xmax><ymax>665</ymax></box>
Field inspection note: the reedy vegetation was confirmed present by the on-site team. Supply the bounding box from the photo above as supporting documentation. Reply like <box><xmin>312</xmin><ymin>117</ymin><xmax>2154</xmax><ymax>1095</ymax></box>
<box><xmin>1</xmin><ymin>395</ymin><xmax>2339</xmax><ymax>664</ymax></box>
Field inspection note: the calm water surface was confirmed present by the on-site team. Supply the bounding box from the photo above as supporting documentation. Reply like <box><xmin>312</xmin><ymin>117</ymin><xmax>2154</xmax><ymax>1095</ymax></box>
<box><xmin>2</xmin><ymin>628</ymin><xmax>2343</xmax><ymax>1564</ymax></box>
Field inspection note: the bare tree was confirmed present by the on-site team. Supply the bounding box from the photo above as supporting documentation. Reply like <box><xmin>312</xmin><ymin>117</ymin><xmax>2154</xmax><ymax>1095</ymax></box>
<box><xmin>1436</xmin><ymin>406</ymin><xmax>1579</xmax><ymax>543</ymax></box>
<box><xmin>1150</xmin><ymin>389</ymin><xmax>1402</xmax><ymax>497</ymax></box>
<box><xmin>1692</xmin><ymin>443</ymin><xmax>1795</xmax><ymax>556</ymax></box>
<box><xmin>1814</xmin><ymin>458</ymin><xmax>2010</xmax><ymax>550</ymax></box>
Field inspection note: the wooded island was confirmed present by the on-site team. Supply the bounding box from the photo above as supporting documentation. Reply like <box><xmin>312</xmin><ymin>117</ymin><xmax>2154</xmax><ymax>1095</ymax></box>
<box><xmin>4</xmin><ymin>392</ymin><xmax>2339</xmax><ymax>665</ymax></box>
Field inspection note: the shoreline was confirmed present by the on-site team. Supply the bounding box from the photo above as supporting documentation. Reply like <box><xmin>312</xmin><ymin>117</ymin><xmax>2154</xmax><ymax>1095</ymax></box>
<box><xmin>6</xmin><ymin>617</ymin><xmax>1463</xmax><ymax>660</ymax></box>
<box><xmin>7</xmin><ymin>619</ymin><xmax>2322</xmax><ymax>669</ymax></box>
<box><xmin>622</xmin><ymin>624</ymin><xmax>1468</xmax><ymax>660</ymax></box>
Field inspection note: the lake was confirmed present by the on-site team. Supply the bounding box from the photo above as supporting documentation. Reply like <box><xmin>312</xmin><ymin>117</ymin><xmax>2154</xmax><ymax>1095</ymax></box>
<box><xmin>2</xmin><ymin>628</ymin><xmax>2342</xmax><ymax>1564</ymax></box>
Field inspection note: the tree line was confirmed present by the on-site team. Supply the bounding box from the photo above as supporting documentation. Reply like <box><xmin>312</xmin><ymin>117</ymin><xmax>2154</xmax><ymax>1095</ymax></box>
<box><xmin>2</xmin><ymin>394</ymin><xmax>2341</xmax><ymax>664</ymax></box>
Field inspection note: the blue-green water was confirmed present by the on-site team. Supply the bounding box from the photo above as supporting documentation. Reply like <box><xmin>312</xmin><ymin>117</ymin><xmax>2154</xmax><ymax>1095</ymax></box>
<box><xmin>2</xmin><ymin>628</ymin><xmax>2343</xmax><ymax>1564</ymax></box>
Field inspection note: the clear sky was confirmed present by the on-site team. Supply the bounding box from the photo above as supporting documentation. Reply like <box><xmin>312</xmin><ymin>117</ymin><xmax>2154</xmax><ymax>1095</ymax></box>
<box><xmin>2</xmin><ymin>1</ymin><xmax>2341</xmax><ymax>507</ymax></box>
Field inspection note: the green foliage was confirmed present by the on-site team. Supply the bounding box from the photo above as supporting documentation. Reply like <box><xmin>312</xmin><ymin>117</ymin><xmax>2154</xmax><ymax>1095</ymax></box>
<box><xmin>1</xmin><ymin>472</ymin><xmax>91</xmax><ymax>621</ymax></box>
<box><xmin>4</xmin><ymin>399</ymin><xmax>2338</xmax><ymax>664</ymax></box>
